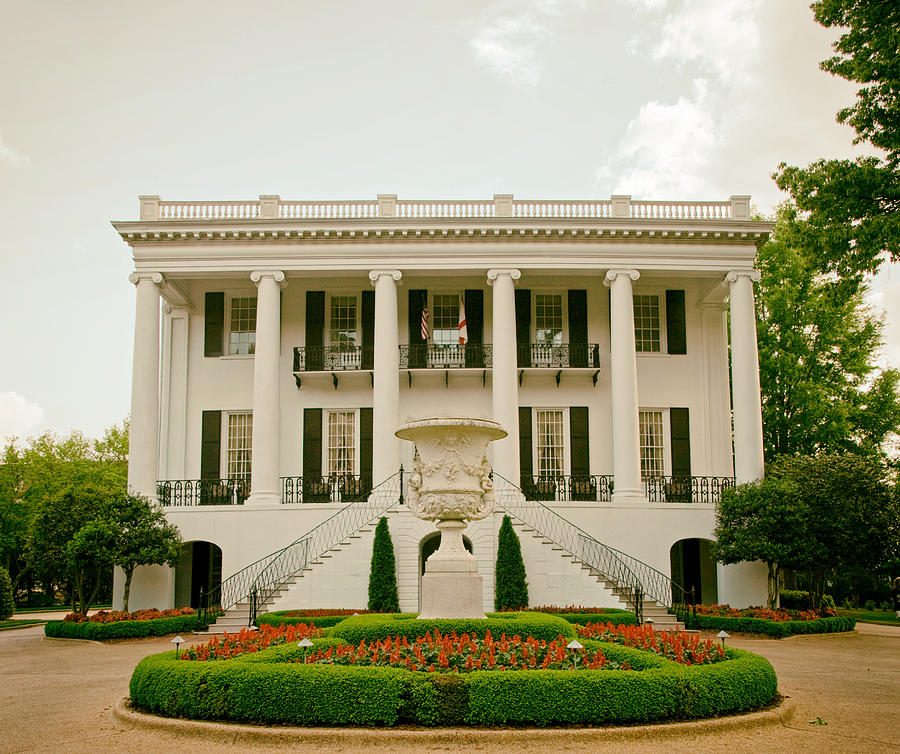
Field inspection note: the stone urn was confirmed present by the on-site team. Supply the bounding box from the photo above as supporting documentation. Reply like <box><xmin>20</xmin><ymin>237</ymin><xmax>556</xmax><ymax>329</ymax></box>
<box><xmin>395</xmin><ymin>417</ymin><xmax>507</xmax><ymax>619</ymax></box>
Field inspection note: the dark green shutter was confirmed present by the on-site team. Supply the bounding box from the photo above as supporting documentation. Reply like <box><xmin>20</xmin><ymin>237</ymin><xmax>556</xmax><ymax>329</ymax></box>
<box><xmin>515</xmin><ymin>289</ymin><xmax>531</xmax><ymax>367</ymax></box>
<box><xmin>360</xmin><ymin>407</ymin><xmax>373</xmax><ymax>484</ymax></box>
<box><xmin>200</xmin><ymin>411</ymin><xmax>221</xmax><ymax>480</ymax></box>
<box><xmin>670</xmin><ymin>408</ymin><xmax>691</xmax><ymax>476</ymax></box>
<box><xmin>569</xmin><ymin>407</ymin><xmax>589</xmax><ymax>477</ymax></box>
<box><xmin>305</xmin><ymin>291</ymin><xmax>325</xmax><ymax>371</ymax></box>
<box><xmin>666</xmin><ymin>290</ymin><xmax>687</xmax><ymax>355</ymax></box>
<box><xmin>568</xmin><ymin>290</ymin><xmax>588</xmax><ymax>367</ymax></box>
<box><xmin>518</xmin><ymin>406</ymin><xmax>533</xmax><ymax>488</ymax></box>
<box><xmin>464</xmin><ymin>289</ymin><xmax>484</xmax><ymax>367</ymax></box>
<box><xmin>303</xmin><ymin>408</ymin><xmax>322</xmax><ymax>479</ymax></box>
<box><xmin>361</xmin><ymin>290</ymin><xmax>375</xmax><ymax>370</ymax></box>
<box><xmin>408</xmin><ymin>289</ymin><xmax>427</xmax><ymax>368</ymax></box>
<box><xmin>204</xmin><ymin>292</ymin><xmax>224</xmax><ymax>357</ymax></box>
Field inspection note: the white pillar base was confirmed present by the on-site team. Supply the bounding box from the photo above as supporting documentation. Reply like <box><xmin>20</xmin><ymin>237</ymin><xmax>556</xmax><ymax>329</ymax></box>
<box><xmin>419</xmin><ymin>572</ymin><xmax>485</xmax><ymax>619</ymax></box>
<box><xmin>245</xmin><ymin>490</ymin><xmax>281</xmax><ymax>506</ymax></box>
<box><xmin>612</xmin><ymin>489</ymin><xmax>646</xmax><ymax>505</ymax></box>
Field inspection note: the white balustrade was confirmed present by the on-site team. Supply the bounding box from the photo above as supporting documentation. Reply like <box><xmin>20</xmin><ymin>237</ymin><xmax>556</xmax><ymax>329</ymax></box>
<box><xmin>512</xmin><ymin>200</ymin><xmax>612</xmax><ymax>218</ymax></box>
<box><xmin>158</xmin><ymin>201</ymin><xmax>261</xmax><ymax>220</ymax></box>
<box><xmin>395</xmin><ymin>200</ymin><xmax>494</xmax><ymax>218</ymax></box>
<box><xmin>629</xmin><ymin>201</ymin><xmax>732</xmax><ymax>220</ymax></box>
<box><xmin>279</xmin><ymin>201</ymin><xmax>378</xmax><ymax>219</ymax></box>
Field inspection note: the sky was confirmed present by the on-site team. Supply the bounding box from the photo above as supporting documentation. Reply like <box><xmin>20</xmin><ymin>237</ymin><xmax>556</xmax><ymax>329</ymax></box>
<box><xmin>1</xmin><ymin>0</ymin><xmax>898</xmax><ymax>444</ymax></box>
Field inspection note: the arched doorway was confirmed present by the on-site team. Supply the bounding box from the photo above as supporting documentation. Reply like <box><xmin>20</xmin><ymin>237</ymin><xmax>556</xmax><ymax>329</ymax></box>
<box><xmin>669</xmin><ymin>538</ymin><xmax>718</xmax><ymax>605</ymax></box>
<box><xmin>174</xmin><ymin>541</ymin><xmax>223</xmax><ymax>608</ymax></box>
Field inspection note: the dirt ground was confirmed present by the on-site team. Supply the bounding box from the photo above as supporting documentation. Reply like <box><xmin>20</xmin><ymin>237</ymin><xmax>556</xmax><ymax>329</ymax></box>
<box><xmin>1</xmin><ymin>619</ymin><xmax>897</xmax><ymax>753</ymax></box>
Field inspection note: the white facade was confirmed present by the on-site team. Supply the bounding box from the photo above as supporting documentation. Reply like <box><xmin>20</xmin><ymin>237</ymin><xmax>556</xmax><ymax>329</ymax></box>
<box><xmin>113</xmin><ymin>193</ymin><xmax>770</xmax><ymax>614</ymax></box>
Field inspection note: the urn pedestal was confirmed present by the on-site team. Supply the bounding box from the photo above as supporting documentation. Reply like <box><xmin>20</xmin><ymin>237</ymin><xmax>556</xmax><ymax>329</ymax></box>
<box><xmin>395</xmin><ymin>417</ymin><xmax>507</xmax><ymax>619</ymax></box>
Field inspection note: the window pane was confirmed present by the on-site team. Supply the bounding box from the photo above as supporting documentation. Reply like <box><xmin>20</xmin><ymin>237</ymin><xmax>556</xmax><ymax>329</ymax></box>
<box><xmin>432</xmin><ymin>294</ymin><xmax>458</xmax><ymax>345</ymax></box>
<box><xmin>535</xmin><ymin>294</ymin><xmax>563</xmax><ymax>345</ymax></box>
<box><xmin>229</xmin><ymin>297</ymin><xmax>257</xmax><ymax>355</ymax></box>
<box><xmin>227</xmin><ymin>413</ymin><xmax>253</xmax><ymax>479</ymax></box>
<box><xmin>327</xmin><ymin>411</ymin><xmax>356</xmax><ymax>476</ymax></box>
<box><xmin>535</xmin><ymin>409</ymin><xmax>565</xmax><ymax>477</ymax></box>
<box><xmin>330</xmin><ymin>296</ymin><xmax>358</xmax><ymax>348</ymax></box>
<box><xmin>633</xmin><ymin>295</ymin><xmax>660</xmax><ymax>352</ymax></box>
<box><xmin>639</xmin><ymin>410</ymin><xmax>665</xmax><ymax>479</ymax></box>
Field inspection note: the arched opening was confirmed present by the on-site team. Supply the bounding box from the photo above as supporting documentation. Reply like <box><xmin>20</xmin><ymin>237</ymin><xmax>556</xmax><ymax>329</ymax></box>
<box><xmin>174</xmin><ymin>541</ymin><xmax>223</xmax><ymax>608</ymax></box>
<box><xmin>669</xmin><ymin>538</ymin><xmax>718</xmax><ymax>605</ymax></box>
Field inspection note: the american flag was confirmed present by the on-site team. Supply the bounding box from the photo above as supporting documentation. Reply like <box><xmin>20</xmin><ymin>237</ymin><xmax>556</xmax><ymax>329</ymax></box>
<box><xmin>421</xmin><ymin>305</ymin><xmax>429</xmax><ymax>340</ymax></box>
<box><xmin>458</xmin><ymin>293</ymin><xmax>468</xmax><ymax>344</ymax></box>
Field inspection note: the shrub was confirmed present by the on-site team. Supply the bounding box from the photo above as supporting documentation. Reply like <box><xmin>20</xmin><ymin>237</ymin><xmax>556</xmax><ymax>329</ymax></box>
<box><xmin>258</xmin><ymin>610</ymin><xmax>361</xmax><ymax>629</ymax></box>
<box><xmin>682</xmin><ymin>612</ymin><xmax>855</xmax><ymax>637</ymax></box>
<box><xmin>0</xmin><ymin>567</ymin><xmax>13</xmax><ymax>620</ymax></box>
<box><xmin>63</xmin><ymin>607</ymin><xmax>194</xmax><ymax>623</ymax></box>
<box><xmin>780</xmin><ymin>590</ymin><xmax>836</xmax><ymax>610</ymax></box>
<box><xmin>495</xmin><ymin>515</ymin><xmax>528</xmax><ymax>611</ymax></box>
<box><xmin>45</xmin><ymin>612</ymin><xmax>199</xmax><ymax>640</ymax></box>
<box><xmin>368</xmin><ymin>517</ymin><xmax>399</xmax><ymax>613</ymax></box>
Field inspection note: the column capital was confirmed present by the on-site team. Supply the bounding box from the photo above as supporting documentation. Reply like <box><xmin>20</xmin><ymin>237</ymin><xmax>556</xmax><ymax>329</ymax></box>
<box><xmin>128</xmin><ymin>272</ymin><xmax>163</xmax><ymax>286</ymax></box>
<box><xmin>369</xmin><ymin>269</ymin><xmax>402</xmax><ymax>285</ymax></box>
<box><xmin>698</xmin><ymin>301</ymin><xmax>728</xmax><ymax>313</ymax></box>
<box><xmin>163</xmin><ymin>302</ymin><xmax>193</xmax><ymax>316</ymax></box>
<box><xmin>604</xmin><ymin>268</ymin><xmax>639</xmax><ymax>286</ymax></box>
<box><xmin>486</xmin><ymin>268</ymin><xmax>521</xmax><ymax>285</ymax></box>
<box><xmin>725</xmin><ymin>269</ymin><xmax>761</xmax><ymax>284</ymax></box>
<box><xmin>250</xmin><ymin>270</ymin><xmax>286</xmax><ymax>288</ymax></box>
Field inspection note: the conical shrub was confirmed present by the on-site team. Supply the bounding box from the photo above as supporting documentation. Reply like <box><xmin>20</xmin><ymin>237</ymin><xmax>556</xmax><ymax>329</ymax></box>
<box><xmin>368</xmin><ymin>517</ymin><xmax>399</xmax><ymax>612</ymax></box>
<box><xmin>0</xmin><ymin>567</ymin><xmax>14</xmax><ymax>620</ymax></box>
<box><xmin>495</xmin><ymin>515</ymin><xmax>528</xmax><ymax>611</ymax></box>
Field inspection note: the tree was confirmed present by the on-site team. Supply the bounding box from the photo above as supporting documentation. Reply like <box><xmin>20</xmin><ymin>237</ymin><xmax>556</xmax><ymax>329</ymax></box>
<box><xmin>109</xmin><ymin>492</ymin><xmax>181</xmax><ymax>613</ymax></box>
<box><xmin>494</xmin><ymin>515</ymin><xmax>528</xmax><ymax>611</ymax></box>
<box><xmin>367</xmin><ymin>517</ymin><xmax>399</xmax><ymax>613</ymax></box>
<box><xmin>756</xmin><ymin>204</ymin><xmax>900</xmax><ymax>461</ymax></box>
<box><xmin>774</xmin><ymin>1</ymin><xmax>900</xmax><ymax>278</ymax></box>
<box><xmin>66</xmin><ymin>519</ymin><xmax>117</xmax><ymax>615</ymax></box>
<box><xmin>0</xmin><ymin>566</ymin><xmax>14</xmax><ymax>620</ymax></box>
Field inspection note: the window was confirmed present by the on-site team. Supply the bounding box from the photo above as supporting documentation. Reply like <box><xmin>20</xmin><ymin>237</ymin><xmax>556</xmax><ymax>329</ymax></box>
<box><xmin>226</xmin><ymin>412</ymin><xmax>252</xmax><ymax>479</ymax></box>
<box><xmin>229</xmin><ymin>296</ymin><xmax>257</xmax><ymax>355</ymax></box>
<box><xmin>535</xmin><ymin>409</ymin><xmax>566</xmax><ymax>477</ymax></box>
<box><xmin>534</xmin><ymin>293</ymin><xmax>563</xmax><ymax>345</ymax></box>
<box><xmin>330</xmin><ymin>295</ymin><xmax>358</xmax><ymax>349</ymax></box>
<box><xmin>639</xmin><ymin>410</ymin><xmax>665</xmax><ymax>479</ymax></box>
<box><xmin>633</xmin><ymin>294</ymin><xmax>661</xmax><ymax>353</ymax></box>
<box><xmin>326</xmin><ymin>410</ymin><xmax>357</xmax><ymax>476</ymax></box>
<box><xmin>431</xmin><ymin>293</ymin><xmax>460</xmax><ymax>345</ymax></box>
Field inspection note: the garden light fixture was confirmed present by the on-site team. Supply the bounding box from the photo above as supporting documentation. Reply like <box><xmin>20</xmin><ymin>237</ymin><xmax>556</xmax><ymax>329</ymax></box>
<box><xmin>171</xmin><ymin>635</ymin><xmax>184</xmax><ymax>659</ymax></box>
<box><xmin>298</xmin><ymin>636</ymin><xmax>313</xmax><ymax>662</ymax></box>
<box><xmin>717</xmin><ymin>630</ymin><xmax>730</xmax><ymax>648</ymax></box>
<box><xmin>567</xmin><ymin>639</ymin><xmax>583</xmax><ymax>669</ymax></box>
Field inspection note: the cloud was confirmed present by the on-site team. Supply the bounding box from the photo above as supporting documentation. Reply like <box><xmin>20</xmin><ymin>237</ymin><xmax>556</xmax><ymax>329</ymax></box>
<box><xmin>0</xmin><ymin>133</ymin><xmax>29</xmax><ymax>167</ymax></box>
<box><xmin>0</xmin><ymin>392</ymin><xmax>45</xmax><ymax>443</ymax></box>
<box><xmin>468</xmin><ymin>0</ymin><xmax>585</xmax><ymax>86</ymax></box>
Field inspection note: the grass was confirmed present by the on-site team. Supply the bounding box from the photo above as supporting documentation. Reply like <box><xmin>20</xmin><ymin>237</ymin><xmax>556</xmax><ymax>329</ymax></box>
<box><xmin>836</xmin><ymin>608</ymin><xmax>898</xmax><ymax>627</ymax></box>
<box><xmin>12</xmin><ymin>604</ymin><xmax>111</xmax><ymax>615</ymax></box>
<box><xmin>0</xmin><ymin>619</ymin><xmax>47</xmax><ymax>631</ymax></box>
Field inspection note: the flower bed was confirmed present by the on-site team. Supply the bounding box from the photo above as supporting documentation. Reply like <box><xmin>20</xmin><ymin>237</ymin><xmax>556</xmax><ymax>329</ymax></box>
<box><xmin>129</xmin><ymin>614</ymin><xmax>777</xmax><ymax>726</ymax></box>
<box><xmin>679</xmin><ymin>603</ymin><xmax>855</xmax><ymax>637</ymax></box>
<box><xmin>63</xmin><ymin>607</ymin><xmax>195</xmax><ymax>623</ymax></box>
<box><xmin>46</xmin><ymin>608</ymin><xmax>200</xmax><ymax>640</ymax></box>
<box><xmin>181</xmin><ymin>623</ymin><xmax>322</xmax><ymax>661</ymax></box>
<box><xmin>578</xmin><ymin>622</ymin><xmax>725</xmax><ymax>665</ymax></box>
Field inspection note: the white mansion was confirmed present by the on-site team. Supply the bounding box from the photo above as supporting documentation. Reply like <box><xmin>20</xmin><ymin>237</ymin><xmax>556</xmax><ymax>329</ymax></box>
<box><xmin>113</xmin><ymin>193</ymin><xmax>771</xmax><ymax>623</ymax></box>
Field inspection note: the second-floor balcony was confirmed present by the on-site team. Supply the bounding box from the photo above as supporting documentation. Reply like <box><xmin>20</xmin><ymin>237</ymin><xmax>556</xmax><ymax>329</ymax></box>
<box><xmin>293</xmin><ymin>345</ymin><xmax>373</xmax><ymax>372</ymax></box>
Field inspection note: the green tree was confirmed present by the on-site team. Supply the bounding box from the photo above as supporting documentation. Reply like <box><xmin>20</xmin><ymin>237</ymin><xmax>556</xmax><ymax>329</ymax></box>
<box><xmin>109</xmin><ymin>492</ymin><xmax>181</xmax><ymax>613</ymax></box>
<box><xmin>494</xmin><ymin>515</ymin><xmax>528</xmax><ymax>611</ymax></box>
<box><xmin>756</xmin><ymin>204</ymin><xmax>900</xmax><ymax>460</ymax></box>
<box><xmin>0</xmin><ymin>566</ymin><xmax>14</xmax><ymax>620</ymax></box>
<box><xmin>774</xmin><ymin>0</ymin><xmax>900</xmax><ymax>279</ymax></box>
<box><xmin>66</xmin><ymin>519</ymin><xmax>118</xmax><ymax>615</ymax></box>
<box><xmin>367</xmin><ymin>517</ymin><xmax>399</xmax><ymax>613</ymax></box>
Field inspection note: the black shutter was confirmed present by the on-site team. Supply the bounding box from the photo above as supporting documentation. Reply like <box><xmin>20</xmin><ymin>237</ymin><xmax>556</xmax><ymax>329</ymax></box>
<box><xmin>361</xmin><ymin>290</ymin><xmax>375</xmax><ymax>370</ymax></box>
<box><xmin>200</xmin><ymin>411</ymin><xmax>221</xmax><ymax>480</ymax></box>
<box><xmin>408</xmin><ymin>289</ymin><xmax>427</xmax><ymax>368</ymax></box>
<box><xmin>204</xmin><ymin>292</ymin><xmax>224</xmax><ymax>357</ymax></box>
<box><xmin>518</xmin><ymin>406</ymin><xmax>533</xmax><ymax>490</ymax></box>
<box><xmin>302</xmin><ymin>408</ymin><xmax>323</xmax><ymax>501</ymax></box>
<box><xmin>666</xmin><ymin>290</ymin><xmax>687</xmax><ymax>355</ymax></box>
<box><xmin>464</xmin><ymin>289</ymin><xmax>484</xmax><ymax>367</ymax></box>
<box><xmin>305</xmin><ymin>291</ymin><xmax>325</xmax><ymax>371</ymax></box>
<box><xmin>669</xmin><ymin>407</ymin><xmax>691</xmax><ymax>502</ymax></box>
<box><xmin>360</xmin><ymin>407</ymin><xmax>373</xmax><ymax>482</ymax></box>
<box><xmin>569</xmin><ymin>407</ymin><xmax>589</xmax><ymax>477</ymax></box>
<box><xmin>515</xmin><ymin>289</ymin><xmax>531</xmax><ymax>367</ymax></box>
<box><xmin>568</xmin><ymin>290</ymin><xmax>588</xmax><ymax>367</ymax></box>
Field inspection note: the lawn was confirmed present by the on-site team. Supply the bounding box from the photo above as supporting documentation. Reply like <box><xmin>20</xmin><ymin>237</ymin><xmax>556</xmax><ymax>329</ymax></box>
<box><xmin>0</xmin><ymin>619</ymin><xmax>47</xmax><ymax>631</ymax></box>
<box><xmin>836</xmin><ymin>608</ymin><xmax>898</xmax><ymax>627</ymax></box>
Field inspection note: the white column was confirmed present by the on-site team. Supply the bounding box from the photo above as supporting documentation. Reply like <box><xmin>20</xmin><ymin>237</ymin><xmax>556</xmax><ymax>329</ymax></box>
<box><xmin>127</xmin><ymin>272</ymin><xmax>163</xmax><ymax>499</ymax></box>
<box><xmin>699</xmin><ymin>303</ymin><xmax>733</xmax><ymax>477</ymax></box>
<box><xmin>246</xmin><ymin>270</ymin><xmax>286</xmax><ymax>505</ymax></box>
<box><xmin>727</xmin><ymin>270</ymin><xmax>765</xmax><ymax>483</ymax></box>
<box><xmin>369</xmin><ymin>269</ymin><xmax>402</xmax><ymax>483</ymax></box>
<box><xmin>161</xmin><ymin>303</ymin><xmax>191</xmax><ymax>480</ymax></box>
<box><xmin>604</xmin><ymin>269</ymin><xmax>643</xmax><ymax>503</ymax></box>
<box><xmin>487</xmin><ymin>268</ymin><xmax>521</xmax><ymax>482</ymax></box>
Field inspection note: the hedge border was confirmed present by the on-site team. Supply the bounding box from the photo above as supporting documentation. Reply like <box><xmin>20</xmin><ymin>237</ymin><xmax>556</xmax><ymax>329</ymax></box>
<box><xmin>45</xmin><ymin>613</ymin><xmax>200</xmax><ymax>640</ymax></box>
<box><xmin>554</xmin><ymin>612</ymin><xmax>639</xmax><ymax>626</ymax></box>
<box><xmin>129</xmin><ymin>638</ymin><xmax>777</xmax><ymax>726</ymax></box>
<box><xmin>679</xmin><ymin>613</ymin><xmax>855</xmax><ymax>638</ymax></box>
<box><xmin>258</xmin><ymin>612</ymin><xmax>355</xmax><ymax>629</ymax></box>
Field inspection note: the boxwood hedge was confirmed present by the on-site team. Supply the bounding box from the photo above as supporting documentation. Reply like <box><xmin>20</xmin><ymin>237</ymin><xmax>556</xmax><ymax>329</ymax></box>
<box><xmin>553</xmin><ymin>612</ymin><xmax>639</xmax><ymax>626</ymax></box>
<box><xmin>129</xmin><ymin>636</ymin><xmax>777</xmax><ymax>726</ymax></box>
<box><xmin>681</xmin><ymin>613</ymin><xmax>855</xmax><ymax>638</ymax></box>
<box><xmin>45</xmin><ymin>613</ymin><xmax>200</xmax><ymax>640</ymax></box>
<box><xmin>258</xmin><ymin>611</ymin><xmax>356</xmax><ymax>629</ymax></box>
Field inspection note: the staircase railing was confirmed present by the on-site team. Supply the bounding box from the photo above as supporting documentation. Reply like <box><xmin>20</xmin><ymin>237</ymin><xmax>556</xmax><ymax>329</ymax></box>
<box><xmin>246</xmin><ymin>470</ymin><xmax>404</xmax><ymax>626</ymax></box>
<box><xmin>492</xmin><ymin>475</ymin><xmax>691</xmax><ymax>618</ymax></box>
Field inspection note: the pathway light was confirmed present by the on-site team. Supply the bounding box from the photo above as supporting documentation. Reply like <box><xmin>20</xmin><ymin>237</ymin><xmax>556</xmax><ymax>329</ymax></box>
<box><xmin>717</xmin><ymin>630</ymin><xmax>730</xmax><ymax>649</ymax></box>
<box><xmin>171</xmin><ymin>635</ymin><xmax>184</xmax><ymax>659</ymax></box>
<box><xmin>567</xmin><ymin>639</ymin><xmax>584</xmax><ymax>669</ymax></box>
<box><xmin>298</xmin><ymin>636</ymin><xmax>314</xmax><ymax>663</ymax></box>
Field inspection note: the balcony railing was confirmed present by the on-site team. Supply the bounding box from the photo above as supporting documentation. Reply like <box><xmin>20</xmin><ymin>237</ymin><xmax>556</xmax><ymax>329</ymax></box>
<box><xmin>157</xmin><ymin>478</ymin><xmax>250</xmax><ymax>506</ymax></box>
<box><xmin>517</xmin><ymin>343</ymin><xmax>601</xmax><ymax>369</ymax></box>
<box><xmin>520</xmin><ymin>475</ymin><xmax>615</xmax><ymax>502</ymax></box>
<box><xmin>643</xmin><ymin>475</ymin><xmax>735</xmax><ymax>503</ymax></box>
<box><xmin>293</xmin><ymin>345</ymin><xmax>374</xmax><ymax>372</ymax></box>
<box><xmin>281</xmin><ymin>474</ymin><xmax>373</xmax><ymax>504</ymax></box>
<box><xmin>399</xmin><ymin>344</ymin><xmax>492</xmax><ymax>369</ymax></box>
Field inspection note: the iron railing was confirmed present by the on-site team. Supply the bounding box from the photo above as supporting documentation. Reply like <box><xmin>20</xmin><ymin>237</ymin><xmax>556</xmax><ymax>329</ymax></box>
<box><xmin>516</xmin><ymin>343</ymin><xmax>601</xmax><ymax>369</ymax></box>
<box><xmin>247</xmin><ymin>471</ymin><xmax>404</xmax><ymax>625</ymax></box>
<box><xmin>293</xmin><ymin>345</ymin><xmax>374</xmax><ymax>372</ymax></box>
<box><xmin>519</xmin><ymin>474</ymin><xmax>614</xmax><ymax>502</ymax></box>
<box><xmin>644</xmin><ymin>475</ymin><xmax>734</xmax><ymax>503</ymax></box>
<box><xmin>492</xmin><ymin>475</ymin><xmax>691</xmax><ymax>616</ymax></box>
<box><xmin>399</xmin><ymin>343</ymin><xmax>492</xmax><ymax>369</ymax></box>
<box><xmin>157</xmin><ymin>478</ymin><xmax>250</xmax><ymax>506</ymax></box>
<box><xmin>281</xmin><ymin>474</ymin><xmax>373</xmax><ymax>504</ymax></box>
